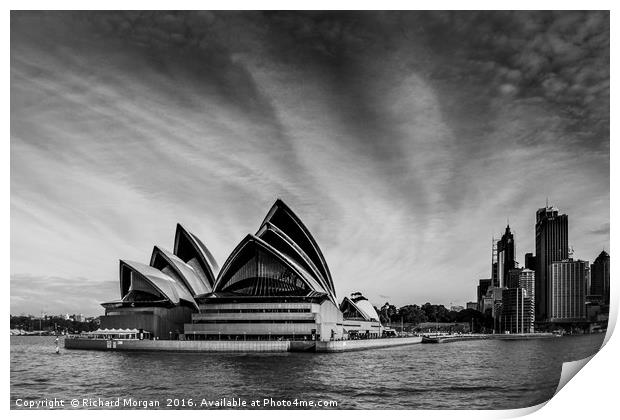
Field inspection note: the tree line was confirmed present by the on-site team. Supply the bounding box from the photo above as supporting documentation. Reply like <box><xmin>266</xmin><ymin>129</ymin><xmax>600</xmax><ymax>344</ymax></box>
<box><xmin>10</xmin><ymin>315</ymin><xmax>99</xmax><ymax>333</ymax></box>
<box><xmin>375</xmin><ymin>302</ymin><xmax>494</xmax><ymax>332</ymax></box>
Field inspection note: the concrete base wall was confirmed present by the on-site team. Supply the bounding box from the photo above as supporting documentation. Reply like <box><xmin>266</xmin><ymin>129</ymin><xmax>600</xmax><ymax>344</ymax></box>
<box><xmin>422</xmin><ymin>333</ymin><xmax>556</xmax><ymax>343</ymax></box>
<box><xmin>315</xmin><ymin>337</ymin><xmax>423</xmax><ymax>352</ymax></box>
<box><xmin>65</xmin><ymin>336</ymin><xmax>423</xmax><ymax>353</ymax></box>
<box><xmin>66</xmin><ymin>338</ymin><xmax>290</xmax><ymax>352</ymax></box>
<box><xmin>64</xmin><ymin>338</ymin><xmax>109</xmax><ymax>350</ymax></box>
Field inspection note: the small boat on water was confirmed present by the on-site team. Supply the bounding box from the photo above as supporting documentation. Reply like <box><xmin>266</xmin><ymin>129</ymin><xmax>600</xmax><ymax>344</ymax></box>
<box><xmin>421</xmin><ymin>335</ymin><xmax>441</xmax><ymax>344</ymax></box>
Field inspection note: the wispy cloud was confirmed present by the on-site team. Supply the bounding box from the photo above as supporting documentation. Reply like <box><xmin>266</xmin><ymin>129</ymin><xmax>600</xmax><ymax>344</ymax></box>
<box><xmin>11</xmin><ymin>11</ymin><xmax>609</xmax><ymax>315</ymax></box>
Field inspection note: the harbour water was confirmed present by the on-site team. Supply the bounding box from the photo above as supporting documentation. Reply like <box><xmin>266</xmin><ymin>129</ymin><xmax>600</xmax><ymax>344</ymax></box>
<box><xmin>10</xmin><ymin>334</ymin><xmax>605</xmax><ymax>410</ymax></box>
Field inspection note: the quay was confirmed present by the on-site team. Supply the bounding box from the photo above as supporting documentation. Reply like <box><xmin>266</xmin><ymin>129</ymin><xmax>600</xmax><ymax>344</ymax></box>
<box><xmin>64</xmin><ymin>336</ymin><xmax>423</xmax><ymax>353</ymax></box>
<box><xmin>421</xmin><ymin>333</ymin><xmax>556</xmax><ymax>344</ymax></box>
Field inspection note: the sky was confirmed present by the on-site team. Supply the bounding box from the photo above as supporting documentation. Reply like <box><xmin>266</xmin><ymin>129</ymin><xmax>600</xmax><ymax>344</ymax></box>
<box><xmin>11</xmin><ymin>11</ymin><xmax>610</xmax><ymax>316</ymax></box>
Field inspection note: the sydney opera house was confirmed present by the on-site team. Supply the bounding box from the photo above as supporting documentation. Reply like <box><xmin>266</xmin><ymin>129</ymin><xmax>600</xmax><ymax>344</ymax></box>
<box><xmin>100</xmin><ymin>199</ymin><xmax>382</xmax><ymax>341</ymax></box>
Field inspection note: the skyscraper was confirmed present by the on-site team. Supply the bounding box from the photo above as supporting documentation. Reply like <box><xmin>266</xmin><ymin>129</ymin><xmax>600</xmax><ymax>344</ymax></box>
<box><xmin>524</xmin><ymin>253</ymin><xmax>536</xmax><ymax>271</ymax></box>
<box><xmin>497</xmin><ymin>225</ymin><xmax>516</xmax><ymax>288</ymax></box>
<box><xmin>549</xmin><ymin>259</ymin><xmax>588</xmax><ymax>321</ymax></box>
<box><xmin>518</xmin><ymin>269</ymin><xmax>535</xmax><ymax>300</ymax></box>
<box><xmin>507</xmin><ymin>268</ymin><xmax>523</xmax><ymax>289</ymax></box>
<box><xmin>535</xmin><ymin>205</ymin><xmax>568</xmax><ymax>321</ymax></box>
<box><xmin>499</xmin><ymin>268</ymin><xmax>536</xmax><ymax>334</ymax></box>
<box><xmin>501</xmin><ymin>288</ymin><xmax>534</xmax><ymax>333</ymax></box>
<box><xmin>477</xmin><ymin>278</ymin><xmax>492</xmax><ymax>312</ymax></box>
<box><xmin>590</xmin><ymin>250</ymin><xmax>610</xmax><ymax>305</ymax></box>
<box><xmin>491</xmin><ymin>237</ymin><xmax>499</xmax><ymax>287</ymax></box>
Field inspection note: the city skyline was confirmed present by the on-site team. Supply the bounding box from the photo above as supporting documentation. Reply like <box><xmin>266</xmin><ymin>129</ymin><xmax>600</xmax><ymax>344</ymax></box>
<box><xmin>11</xmin><ymin>11</ymin><xmax>609</xmax><ymax>316</ymax></box>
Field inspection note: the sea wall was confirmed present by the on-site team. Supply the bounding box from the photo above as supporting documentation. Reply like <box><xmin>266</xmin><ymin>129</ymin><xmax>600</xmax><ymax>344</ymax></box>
<box><xmin>422</xmin><ymin>333</ymin><xmax>556</xmax><ymax>343</ymax></box>
<box><xmin>65</xmin><ymin>338</ymin><xmax>290</xmax><ymax>352</ymax></box>
<box><xmin>315</xmin><ymin>336</ymin><xmax>423</xmax><ymax>352</ymax></box>
<box><xmin>65</xmin><ymin>337</ymin><xmax>423</xmax><ymax>353</ymax></box>
<box><xmin>64</xmin><ymin>338</ymin><xmax>109</xmax><ymax>350</ymax></box>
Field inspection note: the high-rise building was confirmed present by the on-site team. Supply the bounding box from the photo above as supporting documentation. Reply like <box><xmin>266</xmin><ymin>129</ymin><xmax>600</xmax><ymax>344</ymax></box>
<box><xmin>549</xmin><ymin>259</ymin><xmax>588</xmax><ymax>321</ymax></box>
<box><xmin>491</xmin><ymin>238</ymin><xmax>499</xmax><ymax>287</ymax></box>
<box><xmin>590</xmin><ymin>251</ymin><xmax>610</xmax><ymax>305</ymax></box>
<box><xmin>500</xmin><ymin>288</ymin><xmax>534</xmax><ymax>333</ymax></box>
<box><xmin>491</xmin><ymin>287</ymin><xmax>505</xmax><ymax>333</ymax></box>
<box><xmin>481</xmin><ymin>292</ymin><xmax>494</xmax><ymax>315</ymax></box>
<box><xmin>477</xmin><ymin>278</ymin><xmax>491</xmax><ymax>312</ymax></box>
<box><xmin>490</xmin><ymin>287</ymin><xmax>504</xmax><ymax>319</ymax></box>
<box><xmin>507</xmin><ymin>268</ymin><xmax>523</xmax><ymax>289</ymax></box>
<box><xmin>497</xmin><ymin>225</ymin><xmax>516</xmax><ymax>288</ymax></box>
<box><xmin>525</xmin><ymin>253</ymin><xmax>536</xmax><ymax>271</ymax></box>
<box><xmin>518</xmin><ymin>269</ymin><xmax>535</xmax><ymax>300</ymax></box>
<box><xmin>535</xmin><ymin>205</ymin><xmax>568</xmax><ymax>321</ymax></box>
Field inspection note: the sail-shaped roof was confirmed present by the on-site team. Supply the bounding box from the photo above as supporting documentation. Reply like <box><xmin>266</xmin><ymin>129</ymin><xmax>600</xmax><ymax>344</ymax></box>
<box><xmin>340</xmin><ymin>297</ymin><xmax>370</xmax><ymax>320</ymax></box>
<box><xmin>213</xmin><ymin>234</ymin><xmax>327</xmax><ymax>297</ymax></box>
<box><xmin>173</xmin><ymin>224</ymin><xmax>218</xmax><ymax>290</ymax></box>
<box><xmin>351</xmin><ymin>296</ymin><xmax>380</xmax><ymax>322</ymax></box>
<box><xmin>119</xmin><ymin>260</ymin><xmax>197</xmax><ymax>309</ymax></box>
<box><xmin>150</xmin><ymin>246</ymin><xmax>212</xmax><ymax>296</ymax></box>
<box><xmin>256</xmin><ymin>222</ymin><xmax>337</xmax><ymax>303</ymax></box>
<box><xmin>341</xmin><ymin>296</ymin><xmax>380</xmax><ymax>322</ymax></box>
<box><xmin>259</xmin><ymin>199</ymin><xmax>335</xmax><ymax>299</ymax></box>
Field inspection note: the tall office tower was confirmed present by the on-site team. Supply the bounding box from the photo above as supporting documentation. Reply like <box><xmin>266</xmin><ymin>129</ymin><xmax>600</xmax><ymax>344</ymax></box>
<box><xmin>497</xmin><ymin>225</ymin><xmax>516</xmax><ymax>288</ymax></box>
<box><xmin>518</xmin><ymin>269</ymin><xmax>535</xmax><ymax>300</ymax></box>
<box><xmin>501</xmin><ymin>288</ymin><xmax>534</xmax><ymax>333</ymax></box>
<box><xmin>549</xmin><ymin>259</ymin><xmax>588</xmax><ymax>321</ymax></box>
<box><xmin>507</xmin><ymin>268</ymin><xmax>523</xmax><ymax>289</ymax></box>
<box><xmin>590</xmin><ymin>250</ymin><xmax>610</xmax><ymax>305</ymax></box>
<box><xmin>477</xmin><ymin>278</ymin><xmax>492</xmax><ymax>312</ymax></box>
<box><xmin>525</xmin><ymin>253</ymin><xmax>536</xmax><ymax>271</ymax></box>
<box><xmin>491</xmin><ymin>287</ymin><xmax>504</xmax><ymax>319</ymax></box>
<box><xmin>491</xmin><ymin>237</ymin><xmax>499</xmax><ymax>287</ymax></box>
<box><xmin>535</xmin><ymin>205</ymin><xmax>568</xmax><ymax>321</ymax></box>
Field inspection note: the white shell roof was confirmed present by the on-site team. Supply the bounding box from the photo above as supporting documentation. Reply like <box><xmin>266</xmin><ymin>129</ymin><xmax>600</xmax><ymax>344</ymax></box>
<box><xmin>120</xmin><ymin>260</ymin><xmax>197</xmax><ymax>309</ymax></box>
<box><xmin>352</xmin><ymin>298</ymin><xmax>380</xmax><ymax>322</ymax></box>
<box><xmin>152</xmin><ymin>246</ymin><xmax>211</xmax><ymax>296</ymax></box>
